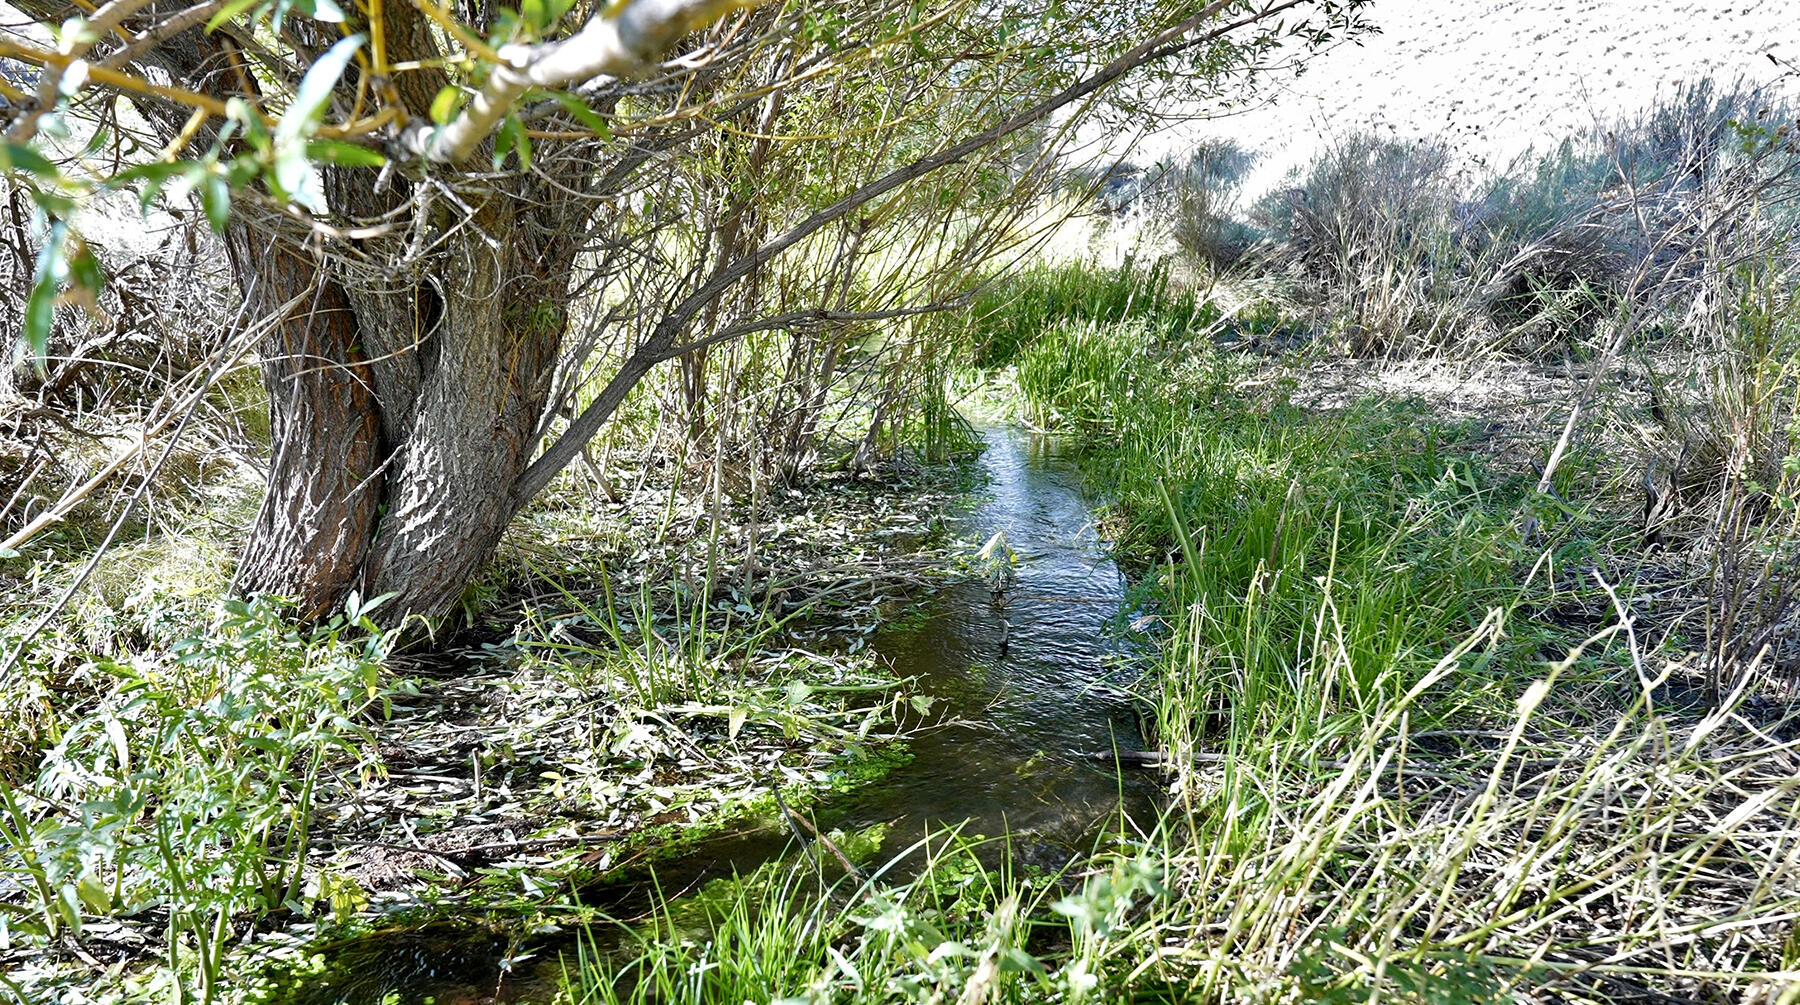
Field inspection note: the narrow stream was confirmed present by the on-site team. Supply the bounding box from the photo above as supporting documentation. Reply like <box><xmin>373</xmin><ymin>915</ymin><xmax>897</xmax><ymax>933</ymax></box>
<box><xmin>837</xmin><ymin>423</ymin><xmax>1159</xmax><ymax>859</ymax></box>
<box><xmin>286</xmin><ymin>425</ymin><xmax>1159</xmax><ymax>1003</ymax></box>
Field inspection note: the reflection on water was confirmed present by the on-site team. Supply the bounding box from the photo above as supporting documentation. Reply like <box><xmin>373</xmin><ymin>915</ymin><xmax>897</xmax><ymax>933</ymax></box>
<box><xmin>841</xmin><ymin>424</ymin><xmax>1158</xmax><ymax>863</ymax></box>
<box><xmin>285</xmin><ymin>425</ymin><xmax>1158</xmax><ymax>1003</ymax></box>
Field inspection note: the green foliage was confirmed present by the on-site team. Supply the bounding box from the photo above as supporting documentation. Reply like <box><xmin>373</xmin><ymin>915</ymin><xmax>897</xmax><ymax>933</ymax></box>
<box><xmin>0</xmin><ymin>595</ymin><xmax>396</xmax><ymax>1000</ymax></box>
<box><xmin>988</xmin><ymin>260</ymin><xmax>1800</xmax><ymax>1005</ymax></box>
<box><xmin>969</xmin><ymin>257</ymin><xmax>1221</xmax><ymax>369</ymax></box>
<box><xmin>1288</xmin><ymin>936</ymin><xmax>1508</xmax><ymax>1004</ymax></box>
<box><xmin>1019</xmin><ymin>321</ymin><xmax>1530</xmax><ymax>733</ymax></box>
<box><xmin>561</xmin><ymin>837</ymin><xmax>1171</xmax><ymax>1004</ymax></box>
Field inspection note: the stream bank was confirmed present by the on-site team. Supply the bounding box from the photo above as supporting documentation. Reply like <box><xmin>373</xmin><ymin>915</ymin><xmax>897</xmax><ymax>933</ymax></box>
<box><xmin>271</xmin><ymin>424</ymin><xmax>1160</xmax><ymax>1003</ymax></box>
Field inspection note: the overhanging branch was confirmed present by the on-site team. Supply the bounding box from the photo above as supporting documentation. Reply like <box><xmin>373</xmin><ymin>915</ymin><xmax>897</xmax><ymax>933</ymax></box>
<box><xmin>513</xmin><ymin>0</ymin><xmax>1309</xmax><ymax>505</ymax></box>
<box><xmin>394</xmin><ymin>0</ymin><xmax>754</xmax><ymax>163</ymax></box>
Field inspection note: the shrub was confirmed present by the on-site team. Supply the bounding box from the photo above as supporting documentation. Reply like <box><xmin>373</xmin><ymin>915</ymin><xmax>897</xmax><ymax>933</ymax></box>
<box><xmin>1251</xmin><ymin>134</ymin><xmax>1470</xmax><ymax>353</ymax></box>
<box><xmin>1143</xmin><ymin>140</ymin><xmax>1263</xmax><ymax>270</ymax></box>
<box><xmin>0</xmin><ymin>595</ymin><xmax>395</xmax><ymax>1000</ymax></box>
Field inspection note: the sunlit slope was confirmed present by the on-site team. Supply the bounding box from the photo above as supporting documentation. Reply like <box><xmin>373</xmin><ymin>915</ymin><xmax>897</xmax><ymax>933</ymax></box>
<box><xmin>1132</xmin><ymin>0</ymin><xmax>1800</xmax><ymax>193</ymax></box>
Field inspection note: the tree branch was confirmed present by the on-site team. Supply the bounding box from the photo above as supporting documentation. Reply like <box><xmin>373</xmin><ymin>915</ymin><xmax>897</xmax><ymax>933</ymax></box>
<box><xmin>394</xmin><ymin>0</ymin><xmax>754</xmax><ymax>163</ymax></box>
<box><xmin>6</xmin><ymin>0</ymin><xmax>183</xmax><ymax>142</ymax></box>
<box><xmin>514</xmin><ymin>0</ymin><xmax>1306</xmax><ymax>505</ymax></box>
<box><xmin>650</xmin><ymin>298</ymin><xmax>974</xmax><ymax>363</ymax></box>
<box><xmin>0</xmin><ymin>34</ymin><xmax>232</xmax><ymax>125</ymax></box>
<box><xmin>98</xmin><ymin>0</ymin><xmax>226</xmax><ymax>71</ymax></box>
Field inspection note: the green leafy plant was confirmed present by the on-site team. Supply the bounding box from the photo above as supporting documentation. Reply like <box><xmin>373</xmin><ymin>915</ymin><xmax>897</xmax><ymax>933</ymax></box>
<box><xmin>0</xmin><ymin>594</ymin><xmax>397</xmax><ymax>1001</ymax></box>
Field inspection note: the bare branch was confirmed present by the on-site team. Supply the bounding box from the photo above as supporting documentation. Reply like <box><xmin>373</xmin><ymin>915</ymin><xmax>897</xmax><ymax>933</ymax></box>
<box><xmin>651</xmin><ymin>298</ymin><xmax>975</xmax><ymax>363</ymax></box>
<box><xmin>394</xmin><ymin>0</ymin><xmax>755</xmax><ymax>164</ymax></box>
<box><xmin>98</xmin><ymin>0</ymin><xmax>226</xmax><ymax>71</ymax></box>
<box><xmin>7</xmin><ymin>0</ymin><xmax>166</xmax><ymax>142</ymax></box>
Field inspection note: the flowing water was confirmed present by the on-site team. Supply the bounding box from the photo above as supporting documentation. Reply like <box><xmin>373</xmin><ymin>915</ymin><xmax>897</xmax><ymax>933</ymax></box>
<box><xmin>286</xmin><ymin>425</ymin><xmax>1159</xmax><ymax>1003</ymax></box>
<box><xmin>834</xmin><ymin>424</ymin><xmax>1159</xmax><ymax>856</ymax></box>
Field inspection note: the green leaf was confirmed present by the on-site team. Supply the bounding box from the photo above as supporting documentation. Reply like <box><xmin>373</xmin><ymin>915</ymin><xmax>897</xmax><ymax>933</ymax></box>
<box><xmin>110</xmin><ymin>160</ymin><xmax>188</xmax><ymax>203</ymax></box>
<box><xmin>520</xmin><ymin>0</ymin><xmax>547</xmax><ymax>30</ymax></box>
<box><xmin>430</xmin><ymin>85</ymin><xmax>463</xmax><ymax>127</ymax></box>
<box><xmin>494</xmin><ymin>115</ymin><xmax>530</xmax><ymax>171</ymax></box>
<box><xmin>66</xmin><ymin>243</ymin><xmax>103</xmax><ymax>308</ymax></box>
<box><xmin>1</xmin><ymin>143</ymin><xmax>58</xmax><ymax>177</ymax></box>
<box><xmin>229</xmin><ymin>96</ymin><xmax>271</xmax><ymax>154</ymax></box>
<box><xmin>55</xmin><ymin>884</ymin><xmax>81</xmax><ymax>937</ymax></box>
<box><xmin>305</xmin><ymin>139</ymin><xmax>386</xmax><ymax>167</ymax></box>
<box><xmin>492</xmin><ymin>119</ymin><xmax>514</xmax><ymax>170</ymax></box>
<box><xmin>0</xmin><ymin>547</ymin><xmax>19</xmax><ymax>559</ymax></box>
<box><xmin>22</xmin><ymin>222</ymin><xmax>68</xmax><ymax>365</ymax></box>
<box><xmin>546</xmin><ymin>90</ymin><xmax>611</xmax><ymax>140</ymax></box>
<box><xmin>277</xmin><ymin>33</ymin><xmax>363</xmax><ymax>145</ymax></box>
<box><xmin>28</xmin><ymin>188</ymin><xmax>77</xmax><ymax>217</ymax></box>
<box><xmin>224</xmin><ymin>152</ymin><xmax>262</xmax><ymax>187</ymax></box>
<box><xmin>294</xmin><ymin>0</ymin><xmax>346</xmax><ymax>23</ymax></box>
<box><xmin>23</xmin><ymin>280</ymin><xmax>55</xmax><ymax>363</ymax></box>
<box><xmin>80</xmin><ymin>126</ymin><xmax>112</xmax><ymax>157</ymax></box>
<box><xmin>509</xmin><ymin>117</ymin><xmax>531</xmax><ymax>171</ymax></box>
<box><xmin>205</xmin><ymin>0</ymin><xmax>263</xmax><ymax>32</ymax></box>
<box><xmin>997</xmin><ymin>947</ymin><xmax>1046</xmax><ymax>975</ymax></box>
<box><xmin>202</xmin><ymin>172</ymin><xmax>231</xmax><ymax>233</ymax></box>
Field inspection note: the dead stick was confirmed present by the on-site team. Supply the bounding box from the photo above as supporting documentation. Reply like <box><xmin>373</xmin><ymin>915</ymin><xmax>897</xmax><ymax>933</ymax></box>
<box><xmin>769</xmin><ymin>782</ymin><xmax>864</xmax><ymax>881</ymax></box>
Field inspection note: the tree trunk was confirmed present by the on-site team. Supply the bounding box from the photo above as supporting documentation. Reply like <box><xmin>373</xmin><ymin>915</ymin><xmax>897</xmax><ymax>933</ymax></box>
<box><xmin>226</xmin><ymin>230</ymin><xmax>385</xmax><ymax>619</ymax></box>
<box><xmin>230</xmin><ymin>179</ymin><xmax>581</xmax><ymax>621</ymax></box>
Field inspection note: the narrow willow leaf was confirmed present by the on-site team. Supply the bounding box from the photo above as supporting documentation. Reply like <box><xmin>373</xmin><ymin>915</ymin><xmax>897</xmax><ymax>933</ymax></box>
<box><xmin>229</xmin><ymin>96</ymin><xmax>271</xmax><ymax>154</ymax></box>
<box><xmin>24</xmin><ymin>279</ymin><xmax>56</xmax><ymax>363</ymax></box>
<box><xmin>277</xmin><ymin>34</ymin><xmax>363</xmax><ymax>145</ymax></box>
<box><xmin>22</xmin><ymin>222</ymin><xmax>68</xmax><ymax>365</ymax></box>
<box><xmin>306</xmin><ymin>139</ymin><xmax>387</xmax><ymax>167</ymax></box>
<box><xmin>547</xmin><ymin>91</ymin><xmax>610</xmax><ymax>140</ymax></box>
<box><xmin>430</xmin><ymin>85</ymin><xmax>463</xmax><ymax>127</ymax></box>
<box><xmin>202</xmin><ymin>172</ymin><xmax>231</xmax><ymax>232</ymax></box>
<box><xmin>1</xmin><ymin>143</ymin><xmax>58</xmax><ymax>177</ymax></box>
<box><xmin>205</xmin><ymin>0</ymin><xmax>263</xmax><ymax>33</ymax></box>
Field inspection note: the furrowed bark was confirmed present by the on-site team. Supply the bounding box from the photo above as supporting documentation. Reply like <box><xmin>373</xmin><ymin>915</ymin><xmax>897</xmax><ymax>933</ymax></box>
<box><xmin>228</xmin><ymin>233</ymin><xmax>386</xmax><ymax>619</ymax></box>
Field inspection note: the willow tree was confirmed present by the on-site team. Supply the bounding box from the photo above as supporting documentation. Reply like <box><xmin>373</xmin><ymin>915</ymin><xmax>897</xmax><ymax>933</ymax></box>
<box><xmin>1</xmin><ymin>0</ymin><xmax>1370</xmax><ymax>621</ymax></box>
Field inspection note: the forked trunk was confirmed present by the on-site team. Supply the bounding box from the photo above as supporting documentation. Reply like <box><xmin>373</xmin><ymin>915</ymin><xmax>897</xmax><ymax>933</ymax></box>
<box><xmin>229</xmin><ymin>187</ymin><xmax>577</xmax><ymax>622</ymax></box>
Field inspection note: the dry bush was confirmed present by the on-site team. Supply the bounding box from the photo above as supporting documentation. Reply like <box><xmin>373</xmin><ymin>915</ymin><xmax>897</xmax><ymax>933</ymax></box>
<box><xmin>1250</xmin><ymin>134</ymin><xmax>1480</xmax><ymax>354</ymax></box>
<box><xmin>1640</xmin><ymin>248</ymin><xmax>1800</xmax><ymax>698</ymax></box>
<box><xmin>1141</xmin><ymin>140</ymin><xmax>1262</xmax><ymax>271</ymax></box>
<box><xmin>1190</xmin><ymin>81</ymin><xmax>1800</xmax><ymax>361</ymax></box>
<box><xmin>1</xmin><ymin>211</ymin><xmax>249</xmax><ymax>554</ymax></box>
<box><xmin>1467</xmin><ymin>82</ymin><xmax>1793</xmax><ymax>356</ymax></box>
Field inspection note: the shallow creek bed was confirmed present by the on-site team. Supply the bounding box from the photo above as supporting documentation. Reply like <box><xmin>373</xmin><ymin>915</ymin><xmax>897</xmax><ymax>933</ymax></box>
<box><xmin>248</xmin><ymin>424</ymin><xmax>1165</xmax><ymax>1003</ymax></box>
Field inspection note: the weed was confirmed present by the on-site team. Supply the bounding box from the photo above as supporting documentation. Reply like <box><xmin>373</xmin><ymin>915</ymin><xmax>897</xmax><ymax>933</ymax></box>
<box><xmin>0</xmin><ymin>594</ymin><xmax>396</xmax><ymax>1002</ymax></box>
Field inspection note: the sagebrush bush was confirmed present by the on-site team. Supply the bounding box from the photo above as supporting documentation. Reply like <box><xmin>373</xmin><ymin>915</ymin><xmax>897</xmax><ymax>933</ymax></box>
<box><xmin>1150</xmin><ymin>80</ymin><xmax>1800</xmax><ymax>360</ymax></box>
<box><xmin>1248</xmin><ymin>134</ymin><xmax>1475</xmax><ymax>353</ymax></box>
<box><xmin>1141</xmin><ymin>140</ymin><xmax>1262</xmax><ymax>270</ymax></box>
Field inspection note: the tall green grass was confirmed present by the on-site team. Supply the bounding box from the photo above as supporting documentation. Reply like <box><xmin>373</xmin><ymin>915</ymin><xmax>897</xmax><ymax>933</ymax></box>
<box><xmin>998</xmin><ymin>290</ymin><xmax>1799</xmax><ymax>1001</ymax></box>
<box><xmin>560</xmin><ymin>832</ymin><xmax>1172</xmax><ymax>1005</ymax></box>
<box><xmin>1018</xmin><ymin>299</ymin><xmax>1533</xmax><ymax>721</ymax></box>
<box><xmin>968</xmin><ymin>257</ymin><xmax>1221</xmax><ymax>369</ymax></box>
